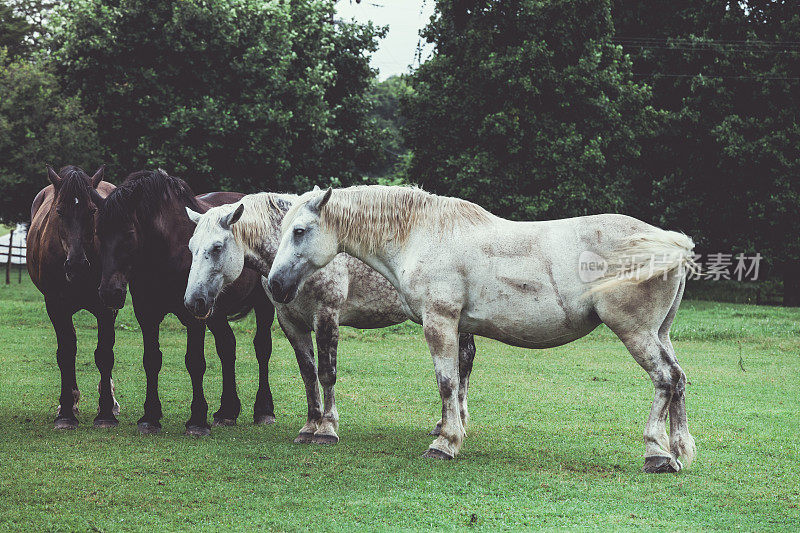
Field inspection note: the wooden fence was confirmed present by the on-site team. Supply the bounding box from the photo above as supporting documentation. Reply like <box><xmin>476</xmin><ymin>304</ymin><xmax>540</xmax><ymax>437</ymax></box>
<box><xmin>2</xmin><ymin>227</ymin><xmax>27</xmax><ymax>284</ymax></box>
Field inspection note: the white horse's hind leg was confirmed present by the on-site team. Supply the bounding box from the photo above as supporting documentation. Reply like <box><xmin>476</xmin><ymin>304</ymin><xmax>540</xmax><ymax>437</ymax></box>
<box><xmin>659</xmin><ymin>278</ymin><xmax>696</xmax><ymax>468</ymax></box>
<box><xmin>422</xmin><ymin>308</ymin><xmax>465</xmax><ymax>459</ymax></box>
<box><xmin>618</xmin><ymin>331</ymin><xmax>684</xmax><ymax>473</ymax></box>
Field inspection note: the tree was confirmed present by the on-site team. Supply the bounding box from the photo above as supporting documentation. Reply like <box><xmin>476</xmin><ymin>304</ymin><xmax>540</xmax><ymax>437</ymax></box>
<box><xmin>48</xmin><ymin>0</ymin><xmax>384</xmax><ymax>194</ymax></box>
<box><xmin>0</xmin><ymin>1</ymin><xmax>57</xmax><ymax>61</ymax></box>
<box><xmin>365</xmin><ymin>75</ymin><xmax>412</xmax><ymax>181</ymax></box>
<box><xmin>612</xmin><ymin>0</ymin><xmax>800</xmax><ymax>305</ymax></box>
<box><xmin>0</xmin><ymin>51</ymin><xmax>101</xmax><ymax>223</ymax></box>
<box><xmin>402</xmin><ymin>0</ymin><xmax>658</xmax><ymax>221</ymax></box>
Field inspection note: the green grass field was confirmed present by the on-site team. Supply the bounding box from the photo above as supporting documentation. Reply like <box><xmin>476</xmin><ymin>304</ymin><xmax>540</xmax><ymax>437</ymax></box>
<box><xmin>1</xmin><ymin>273</ymin><xmax>799</xmax><ymax>531</ymax></box>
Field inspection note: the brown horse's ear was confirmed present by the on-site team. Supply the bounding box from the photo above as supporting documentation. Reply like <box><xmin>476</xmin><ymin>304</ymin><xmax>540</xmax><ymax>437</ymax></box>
<box><xmin>90</xmin><ymin>188</ymin><xmax>105</xmax><ymax>210</ymax></box>
<box><xmin>90</xmin><ymin>165</ymin><xmax>106</xmax><ymax>189</ymax></box>
<box><xmin>47</xmin><ymin>166</ymin><xmax>62</xmax><ymax>189</ymax></box>
<box><xmin>308</xmin><ymin>187</ymin><xmax>332</xmax><ymax>214</ymax></box>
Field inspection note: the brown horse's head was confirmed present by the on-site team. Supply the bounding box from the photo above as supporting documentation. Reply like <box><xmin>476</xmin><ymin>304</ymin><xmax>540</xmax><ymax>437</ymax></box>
<box><xmin>47</xmin><ymin>165</ymin><xmax>105</xmax><ymax>282</ymax></box>
<box><xmin>93</xmin><ymin>179</ymin><xmax>145</xmax><ymax>310</ymax></box>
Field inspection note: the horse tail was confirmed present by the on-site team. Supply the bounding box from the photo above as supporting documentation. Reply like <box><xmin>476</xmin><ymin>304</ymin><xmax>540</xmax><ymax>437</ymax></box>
<box><xmin>588</xmin><ymin>230</ymin><xmax>696</xmax><ymax>295</ymax></box>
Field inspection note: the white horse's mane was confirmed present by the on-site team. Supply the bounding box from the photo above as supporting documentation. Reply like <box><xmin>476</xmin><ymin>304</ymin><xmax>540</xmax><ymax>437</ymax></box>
<box><xmin>203</xmin><ymin>192</ymin><xmax>297</xmax><ymax>251</ymax></box>
<box><xmin>282</xmin><ymin>185</ymin><xmax>492</xmax><ymax>253</ymax></box>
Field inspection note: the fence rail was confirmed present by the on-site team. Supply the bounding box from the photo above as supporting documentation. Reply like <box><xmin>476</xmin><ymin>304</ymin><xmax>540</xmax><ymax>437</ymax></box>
<box><xmin>2</xmin><ymin>228</ymin><xmax>27</xmax><ymax>284</ymax></box>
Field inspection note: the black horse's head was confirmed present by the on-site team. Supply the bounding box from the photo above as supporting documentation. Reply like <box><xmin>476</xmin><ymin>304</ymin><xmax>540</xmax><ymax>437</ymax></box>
<box><xmin>48</xmin><ymin>165</ymin><xmax>105</xmax><ymax>282</ymax></box>
<box><xmin>94</xmin><ymin>169</ymin><xmax>198</xmax><ymax>309</ymax></box>
<box><xmin>93</xmin><ymin>175</ymin><xmax>146</xmax><ymax>309</ymax></box>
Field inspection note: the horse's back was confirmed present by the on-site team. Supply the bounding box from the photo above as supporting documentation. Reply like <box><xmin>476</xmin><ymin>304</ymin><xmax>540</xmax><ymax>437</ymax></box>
<box><xmin>197</xmin><ymin>191</ymin><xmax>245</xmax><ymax>211</ymax></box>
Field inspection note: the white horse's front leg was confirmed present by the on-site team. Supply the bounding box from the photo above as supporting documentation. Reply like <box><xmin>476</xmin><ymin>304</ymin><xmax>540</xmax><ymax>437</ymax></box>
<box><xmin>422</xmin><ymin>310</ymin><xmax>465</xmax><ymax>460</ymax></box>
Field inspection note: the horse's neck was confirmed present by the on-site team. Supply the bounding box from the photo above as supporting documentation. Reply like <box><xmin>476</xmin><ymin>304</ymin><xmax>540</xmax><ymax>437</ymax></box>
<box><xmin>339</xmin><ymin>238</ymin><xmax>406</xmax><ymax>291</ymax></box>
<box><xmin>241</xmin><ymin>213</ymin><xmax>282</xmax><ymax>277</ymax></box>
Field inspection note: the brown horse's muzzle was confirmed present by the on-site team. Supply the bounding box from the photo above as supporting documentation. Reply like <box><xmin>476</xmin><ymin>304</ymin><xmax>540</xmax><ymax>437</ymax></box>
<box><xmin>64</xmin><ymin>254</ymin><xmax>90</xmax><ymax>283</ymax></box>
<box><xmin>99</xmin><ymin>272</ymin><xmax>128</xmax><ymax>310</ymax></box>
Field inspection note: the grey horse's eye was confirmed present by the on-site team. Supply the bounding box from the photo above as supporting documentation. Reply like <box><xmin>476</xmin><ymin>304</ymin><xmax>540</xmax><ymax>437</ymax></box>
<box><xmin>212</xmin><ymin>243</ymin><xmax>223</xmax><ymax>253</ymax></box>
<box><xmin>293</xmin><ymin>228</ymin><xmax>306</xmax><ymax>237</ymax></box>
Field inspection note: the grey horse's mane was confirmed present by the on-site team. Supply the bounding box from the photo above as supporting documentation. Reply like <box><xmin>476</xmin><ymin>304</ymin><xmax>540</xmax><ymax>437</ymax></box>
<box><xmin>204</xmin><ymin>192</ymin><xmax>298</xmax><ymax>251</ymax></box>
<box><xmin>283</xmin><ymin>185</ymin><xmax>492</xmax><ymax>253</ymax></box>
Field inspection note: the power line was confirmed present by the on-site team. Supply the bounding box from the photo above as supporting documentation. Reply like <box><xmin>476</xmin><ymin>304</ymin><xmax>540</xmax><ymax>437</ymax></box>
<box><xmin>632</xmin><ymin>73</ymin><xmax>800</xmax><ymax>80</ymax></box>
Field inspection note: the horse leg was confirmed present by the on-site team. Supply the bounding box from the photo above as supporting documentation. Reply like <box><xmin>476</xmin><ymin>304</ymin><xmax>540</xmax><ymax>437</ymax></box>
<box><xmin>136</xmin><ymin>312</ymin><xmax>165</xmax><ymax>434</ymax></box>
<box><xmin>253</xmin><ymin>299</ymin><xmax>276</xmax><ymax>425</ymax></box>
<box><xmin>617</xmin><ymin>330</ymin><xmax>687</xmax><ymax>473</ymax></box>
<box><xmin>422</xmin><ymin>308</ymin><xmax>465</xmax><ymax>460</ymax></box>
<box><xmin>208</xmin><ymin>319</ymin><xmax>241</xmax><ymax>426</ymax></box>
<box><xmin>278</xmin><ymin>315</ymin><xmax>321</xmax><ymax>444</ymax></box>
<box><xmin>312</xmin><ymin>314</ymin><xmax>340</xmax><ymax>444</ymax></box>
<box><xmin>430</xmin><ymin>333</ymin><xmax>476</xmax><ymax>437</ymax></box>
<box><xmin>660</xmin><ymin>278</ymin><xmax>696</xmax><ymax>468</ymax></box>
<box><xmin>184</xmin><ymin>323</ymin><xmax>210</xmax><ymax>436</ymax></box>
<box><xmin>46</xmin><ymin>299</ymin><xmax>79</xmax><ymax>429</ymax></box>
<box><xmin>93</xmin><ymin>308</ymin><xmax>119</xmax><ymax>427</ymax></box>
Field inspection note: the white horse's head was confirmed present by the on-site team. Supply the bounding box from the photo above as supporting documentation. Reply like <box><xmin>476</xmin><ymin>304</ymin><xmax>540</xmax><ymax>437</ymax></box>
<box><xmin>267</xmin><ymin>187</ymin><xmax>337</xmax><ymax>303</ymax></box>
<box><xmin>184</xmin><ymin>203</ymin><xmax>246</xmax><ymax>318</ymax></box>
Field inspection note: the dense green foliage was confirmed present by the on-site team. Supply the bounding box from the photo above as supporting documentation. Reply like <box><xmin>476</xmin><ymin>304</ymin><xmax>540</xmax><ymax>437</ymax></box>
<box><xmin>402</xmin><ymin>0</ymin><xmax>658</xmax><ymax>220</ymax></box>
<box><xmin>1</xmin><ymin>273</ymin><xmax>799</xmax><ymax>529</ymax></box>
<box><xmin>612</xmin><ymin>0</ymin><xmax>800</xmax><ymax>304</ymax></box>
<box><xmin>47</xmin><ymin>0</ymin><xmax>384</xmax><ymax>193</ymax></box>
<box><xmin>365</xmin><ymin>75</ymin><xmax>411</xmax><ymax>181</ymax></box>
<box><xmin>404</xmin><ymin>0</ymin><xmax>799</xmax><ymax>304</ymax></box>
<box><xmin>0</xmin><ymin>52</ymin><xmax>101</xmax><ymax>223</ymax></box>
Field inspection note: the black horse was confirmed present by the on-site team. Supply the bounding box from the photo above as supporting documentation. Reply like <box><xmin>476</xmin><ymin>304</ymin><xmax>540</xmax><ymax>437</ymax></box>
<box><xmin>27</xmin><ymin>165</ymin><xmax>120</xmax><ymax>428</ymax></box>
<box><xmin>92</xmin><ymin>170</ymin><xmax>275</xmax><ymax>435</ymax></box>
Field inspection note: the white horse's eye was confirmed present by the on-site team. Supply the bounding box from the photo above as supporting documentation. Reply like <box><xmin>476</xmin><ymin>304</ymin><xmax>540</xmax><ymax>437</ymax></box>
<box><xmin>293</xmin><ymin>227</ymin><xmax>306</xmax><ymax>237</ymax></box>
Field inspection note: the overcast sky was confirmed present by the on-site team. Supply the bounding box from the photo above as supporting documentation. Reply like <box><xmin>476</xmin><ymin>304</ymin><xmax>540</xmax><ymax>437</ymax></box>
<box><xmin>335</xmin><ymin>0</ymin><xmax>435</xmax><ymax>80</ymax></box>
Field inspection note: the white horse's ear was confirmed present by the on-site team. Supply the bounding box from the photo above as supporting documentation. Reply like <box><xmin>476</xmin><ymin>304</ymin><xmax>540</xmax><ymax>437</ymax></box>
<box><xmin>186</xmin><ymin>207</ymin><xmax>202</xmax><ymax>225</ymax></box>
<box><xmin>90</xmin><ymin>164</ymin><xmax>106</xmax><ymax>189</ymax></box>
<box><xmin>312</xmin><ymin>185</ymin><xmax>321</xmax><ymax>192</ymax></box>
<box><xmin>221</xmin><ymin>203</ymin><xmax>244</xmax><ymax>229</ymax></box>
<box><xmin>308</xmin><ymin>187</ymin><xmax>332</xmax><ymax>213</ymax></box>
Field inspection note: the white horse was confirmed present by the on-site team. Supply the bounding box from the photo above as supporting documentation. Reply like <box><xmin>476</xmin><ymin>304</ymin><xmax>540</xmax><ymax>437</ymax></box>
<box><xmin>267</xmin><ymin>185</ymin><xmax>697</xmax><ymax>473</ymax></box>
<box><xmin>184</xmin><ymin>192</ymin><xmax>477</xmax><ymax>444</ymax></box>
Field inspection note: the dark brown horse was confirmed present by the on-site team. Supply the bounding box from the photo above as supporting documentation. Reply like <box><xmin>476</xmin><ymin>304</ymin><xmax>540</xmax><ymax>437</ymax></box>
<box><xmin>92</xmin><ymin>169</ymin><xmax>274</xmax><ymax>435</ymax></box>
<box><xmin>27</xmin><ymin>165</ymin><xmax>120</xmax><ymax>429</ymax></box>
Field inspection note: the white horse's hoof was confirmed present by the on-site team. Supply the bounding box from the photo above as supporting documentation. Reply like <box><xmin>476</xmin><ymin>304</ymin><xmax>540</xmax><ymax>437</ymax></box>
<box><xmin>423</xmin><ymin>447</ymin><xmax>453</xmax><ymax>460</ymax></box>
<box><xmin>643</xmin><ymin>455</ymin><xmax>680</xmax><ymax>473</ymax></box>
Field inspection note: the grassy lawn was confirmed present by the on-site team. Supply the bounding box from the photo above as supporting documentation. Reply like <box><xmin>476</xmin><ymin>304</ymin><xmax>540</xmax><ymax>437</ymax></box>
<box><xmin>1</xmin><ymin>273</ymin><xmax>799</xmax><ymax>531</ymax></box>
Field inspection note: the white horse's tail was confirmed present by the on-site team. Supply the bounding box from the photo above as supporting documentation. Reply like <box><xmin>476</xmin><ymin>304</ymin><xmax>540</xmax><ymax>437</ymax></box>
<box><xmin>589</xmin><ymin>230</ymin><xmax>696</xmax><ymax>295</ymax></box>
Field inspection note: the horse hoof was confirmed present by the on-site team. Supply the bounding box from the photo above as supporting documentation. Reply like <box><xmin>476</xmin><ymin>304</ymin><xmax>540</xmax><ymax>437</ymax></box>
<box><xmin>294</xmin><ymin>432</ymin><xmax>315</xmax><ymax>444</ymax></box>
<box><xmin>312</xmin><ymin>433</ymin><xmax>339</xmax><ymax>445</ymax></box>
<box><xmin>423</xmin><ymin>447</ymin><xmax>453</xmax><ymax>460</ymax></box>
<box><xmin>643</xmin><ymin>455</ymin><xmax>679</xmax><ymax>474</ymax></box>
<box><xmin>93</xmin><ymin>417</ymin><xmax>118</xmax><ymax>428</ymax></box>
<box><xmin>212</xmin><ymin>418</ymin><xmax>236</xmax><ymax>427</ymax></box>
<box><xmin>54</xmin><ymin>418</ymin><xmax>78</xmax><ymax>430</ymax></box>
<box><xmin>185</xmin><ymin>425</ymin><xmax>211</xmax><ymax>437</ymax></box>
<box><xmin>137</xmin><ymin>422</ymin><xmax>161</xmax><ymax>435</ymax></box>
<box><xmin>254</xmin><ymin>415</ymin><xmax>276</xmax><ymax>425</ymax></box>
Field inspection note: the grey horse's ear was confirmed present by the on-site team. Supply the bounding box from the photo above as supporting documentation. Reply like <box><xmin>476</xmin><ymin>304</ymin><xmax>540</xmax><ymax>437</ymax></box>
<box><xmin>220</xmin><ymin>203</ymin><xmax>244</xmax><ymax>229</ymax></box>
<box><xmin>47</xmin><ymin>166</ymin><xmax>62</xmax><ymax>188</ymax></box>
<box><xmin>308</xmin><ymin>187</ymin><xmax>332</xmax><ymax>213</ymax></box>
<box><xmin>186</xmin><ymin>207</ymin><xmax>202</xmax><ymax>225</ymax></box>
<box><xmin>90</xmin><ymin>165</ymin><xmax>106</xmax><ymax>189</ymax></box>
<box><xmin>157</xmin><ymin>168</ymin><xmax>169</xmax><ymax>178</ymax></box>
<box><xmin>312</xmin><ymin>185</ymin><xmax>321</xmax><ymax>192</ymax></box>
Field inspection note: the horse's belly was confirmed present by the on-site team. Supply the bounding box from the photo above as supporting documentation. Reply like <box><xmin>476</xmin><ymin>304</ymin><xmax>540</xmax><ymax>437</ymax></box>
<box><xmin>460</xmin><ymin>294</ymin><xmax>600</xmax><ymax>349</ymax></box>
